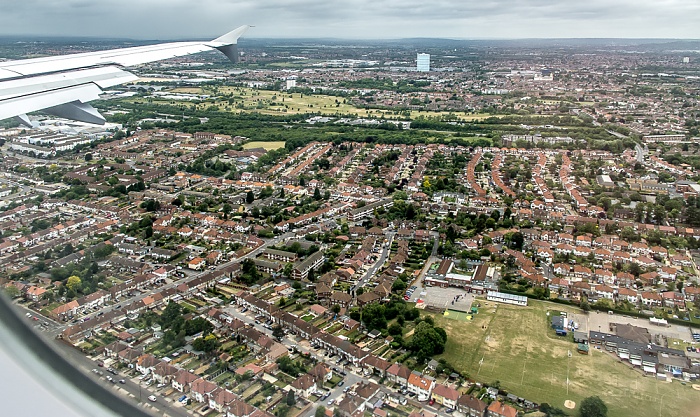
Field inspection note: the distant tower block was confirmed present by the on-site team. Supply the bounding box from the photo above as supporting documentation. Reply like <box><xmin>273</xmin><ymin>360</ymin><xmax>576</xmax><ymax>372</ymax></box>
<box><xmin>417</xmin><ymin>53</ymin><xmax>430</xmax><ymax>72</ymax></box>
<box><xmin>683</xmin><ymin>57</ymin><xmax>690</xmax><ymax>63</ymax></box>
<box><xmin>285</xmin><ymin>78</ymin><xmax>297</xmax><ymax>89</ymax></box>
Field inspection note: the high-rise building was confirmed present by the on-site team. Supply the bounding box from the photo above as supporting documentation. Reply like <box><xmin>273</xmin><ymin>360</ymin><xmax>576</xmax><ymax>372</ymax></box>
<box><xmin>417</xmin><ymin>53</ymin><xmax>430</xmax><ymax>72</ymax></box>
<box><xmin>683</xmin><ymin>57</ymin><xmax>690</xmax><ymax>64</ymax></box>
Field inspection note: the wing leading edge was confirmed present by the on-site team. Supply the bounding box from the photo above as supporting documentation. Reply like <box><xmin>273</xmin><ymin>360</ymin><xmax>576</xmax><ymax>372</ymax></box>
<box><xmin>0</xmin><ymin>25</ymin><xmax>251</xmax><ymax>125</ymax></box>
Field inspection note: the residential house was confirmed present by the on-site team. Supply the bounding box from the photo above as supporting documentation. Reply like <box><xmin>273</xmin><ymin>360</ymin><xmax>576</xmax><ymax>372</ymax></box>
<box><xmin>431</xmin><ymin>383</ymin><xmax>460</xmax><ymax>410</ymax></box>
<box><xmin>172</xmin><ymin>369</ymin><xmax>199</xmax><ymax>393</ymax></box>
<box><xmin>135</xmin><ymin>354</ymin><xmax>159</xmax><ymax>376</ymax></box>
<box><xmin>209</xmin><ymin>388</ymin><xmax>238</xmax><ymax>413</ymax></box>
<box><xmin>290</xmin><ymin>374</ymin><xmax>318</xmax><ymax>399</ymax></box>
<box><xmin>407</xmin><ymin>372</ymin><xmax>435</xmax><ymax>401</ymax></box>
<box><xmin>487</xmin><ymin>400</ymin><xmax>518</xmax><ymax>417</ymax></box>
<box><xmin>191</xmin><ymin>378</ymin><xmax>218</xmax><ymax>403</ymax></box>
<box><xmin>457</xmin><ymin>394</ymin><xmax>488</xmax><ymax>417</ymax></box>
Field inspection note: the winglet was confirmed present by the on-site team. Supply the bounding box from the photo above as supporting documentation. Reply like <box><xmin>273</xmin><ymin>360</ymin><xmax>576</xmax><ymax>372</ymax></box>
<box><xmin>211</xmin><ymin>25</ymin><xmax>251</xmax><ymax>45</ymax></box>
<box><xmin>207</xmin><ymin>25</ymin><xmax>252</xmax><ymax>64</ymax></box>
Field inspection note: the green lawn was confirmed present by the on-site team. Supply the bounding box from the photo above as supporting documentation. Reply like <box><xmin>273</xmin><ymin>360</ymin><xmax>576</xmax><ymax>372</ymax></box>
<box><xmin>430</xmin><ymin>300</ymin><xmax>699</xmax><ymax>417</ymax></box>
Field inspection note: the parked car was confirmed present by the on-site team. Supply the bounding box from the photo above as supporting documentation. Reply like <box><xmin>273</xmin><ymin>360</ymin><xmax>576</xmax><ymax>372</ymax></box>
<box><xmin>337</xmin><ymin>381</ymin><xmax>344</xmax><ymax>387</ymax></box>
<box><xmin>119</xmin><ymin>379</ymin><xmax>125</xmax><ymax>384</ymax></box>
<box><xmin>148</xmin><ymin>395</ymin><xmax>157</xmax><ymax>402</ymax></box>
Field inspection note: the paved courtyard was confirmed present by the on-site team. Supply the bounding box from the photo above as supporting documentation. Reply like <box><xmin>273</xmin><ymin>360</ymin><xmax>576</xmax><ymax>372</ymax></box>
<box><xmin>413</xmin><ymin>285</ymin><xmax>474</xmax><ymax>312</ymax></box>
<box><xmin>576</xmin><ymin>310</ymin><xmax>695</xmax><ymax>342</ymax></box>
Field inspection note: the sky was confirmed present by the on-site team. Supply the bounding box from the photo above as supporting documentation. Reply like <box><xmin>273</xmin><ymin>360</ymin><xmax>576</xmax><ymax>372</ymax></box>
<box><xmin>0</xmin><ymin>0</ymin><xmax>699</xmax><ymax>40</ymax></box>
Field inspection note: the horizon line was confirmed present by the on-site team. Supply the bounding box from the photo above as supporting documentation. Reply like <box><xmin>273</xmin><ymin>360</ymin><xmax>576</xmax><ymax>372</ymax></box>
<box><xmin>0</xmin><ymin>35</ymin><xmax>700</xmax><ymax>42</ymax></box>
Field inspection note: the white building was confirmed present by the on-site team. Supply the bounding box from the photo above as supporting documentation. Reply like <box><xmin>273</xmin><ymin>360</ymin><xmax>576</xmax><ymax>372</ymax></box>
<box><xmin>417</xmin><ymin>53</ymin><xmax>430</xmax><ymax>72</ymax></box>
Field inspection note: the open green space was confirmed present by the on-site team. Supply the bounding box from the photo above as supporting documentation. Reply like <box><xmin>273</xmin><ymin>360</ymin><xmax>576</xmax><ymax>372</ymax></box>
<box><xmin>430</xmin><ymin>300</ymin><xmax>699</xmax><ymax>417</ymax></box>
<box><xmin>140</xmin><ymin>86</ymin><xmax>500</xmax><ymax>121</ymax></box>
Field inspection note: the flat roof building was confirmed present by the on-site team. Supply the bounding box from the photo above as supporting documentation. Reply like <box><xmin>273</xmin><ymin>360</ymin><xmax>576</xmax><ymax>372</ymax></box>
<box><xmin>417</xmin><ymin>53</ymin><xmax>430</xmax><ymax>72</ymax></box>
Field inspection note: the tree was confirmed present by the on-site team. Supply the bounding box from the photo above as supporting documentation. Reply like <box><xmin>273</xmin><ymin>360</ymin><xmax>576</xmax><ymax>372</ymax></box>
<box><xmin>246</xmin><ymin>190</ymin><xmax>255</xmax><ymax>204</ymax></box>
<box><xmin>409</xmin><ymin>321</ymin><xmax>447</xmax><ymax>360</ymax></box>
<box><xmin>315</xmin><ymin>406</ymin><xmax>326</xmax><ymax>417</ymax></box>
<box><xmin>222</xmin><ymin>203</ymin><xmax>232</xmax><ymax>218</ymax></box>
<box><xmin>580</xmin><ymin>396</ymin><xmax>607</xmax><ymax>417</ymax></box>
<box><xmin>3</xmin><ymin>285</ymin><xmax>20</xmax><ymax>299</ymax></box>
<box><xmin>66</xmin><ymin>275</ymin><xmax>82</xmax><ymax>292</ymax></box>
<box><xmin>314</xmin><ymin>187</ymin><xmax>322</xmax><ymax>200</ymax></box>
<box><xmin>388</xmin><ymin>323</ymin><xmax>403</xmax><ymax>336</ymax></box>
<box><xmin>192</xmin><ymin>334</ymin><xmax>219</xmax><ymax>353</ymax></box>
<box><xmin>286</xmin><ymin>390</ymin><xmax>296</xmax><ymax>406</ymax></box>
<box><xmin>272</xmin><ymin>325</ymin><xmax>285</xmax><ymax>340</ymax></box>
<box><xmin>140</xmin><ymin>199</ymin><xmax>161</xmax><ymax>212</ymax></box>
<box><xmin>275</xmin><ymin>404</ymin><xmax>291</xmax><ymax>417</ymax></box>
<box><xmin>361</xmin><ymin>303</ymin><xmax>387</xmax><ymax>331</ymax></box>
<box><xmin>540</xmin><ymin>403</ymin><xmax>569</xmax><ymax>416</ymax></box>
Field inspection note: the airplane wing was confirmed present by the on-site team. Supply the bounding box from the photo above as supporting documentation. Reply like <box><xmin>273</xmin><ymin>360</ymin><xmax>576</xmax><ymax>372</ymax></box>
<box><xmin>0</xmin><ymin>25</ymin><xmax>250</xmax><ymax>125</ymax></box>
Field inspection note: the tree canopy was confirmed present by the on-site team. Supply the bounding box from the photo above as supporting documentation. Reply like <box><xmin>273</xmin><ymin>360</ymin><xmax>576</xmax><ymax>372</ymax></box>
<box><xmin>580</xmin><ymin>396</ymin><xmax>607</xmax><ymax>417</ymax></box>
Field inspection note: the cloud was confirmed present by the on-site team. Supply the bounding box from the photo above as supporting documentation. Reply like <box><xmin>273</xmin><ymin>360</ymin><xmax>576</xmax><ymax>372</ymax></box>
<box><xmin>0</xmin><ymin>0</ymin><xmax>698</xmax><ymax>39</ymax></box>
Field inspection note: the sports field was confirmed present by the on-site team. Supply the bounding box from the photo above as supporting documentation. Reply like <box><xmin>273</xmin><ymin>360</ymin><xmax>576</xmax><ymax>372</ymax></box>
<box><xmin>443</xmin><ymin>309</ymin><xmax>472</xmax><ymax>322</ymax></box>
<box><xmin>430</xmin><ymin>300</ymin><xmax>700</xmax><ymax>417</ymax></box>
<box><xmin>242</xmin><ymin>141</ymin><xmax>286</xmax><ymax>151</ymax></box>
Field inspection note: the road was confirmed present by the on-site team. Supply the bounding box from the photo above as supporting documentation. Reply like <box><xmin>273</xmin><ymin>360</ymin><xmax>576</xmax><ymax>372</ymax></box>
<box><xmin>635</xmin><ymin>143</ymin><xmax>647</xmax><ymax>163</ymax></box>
<box><xmin>222</xmin><ymin>305</ymin><xmax>365</xmax><ymax>417</ymax></box>
<box><xmin>45</xmin><ymin>231</ymin><xmax>295</xmax><ymax>339</ymax></box>
<box><xmin>352</xmin><ymin>231</ymin><xmax>395</xmax><ymax>291</ymax></box>
<box><xmin>51</xmin><ymin>338</ymin><xmax>192</xmax><ymax>417</ymax></box>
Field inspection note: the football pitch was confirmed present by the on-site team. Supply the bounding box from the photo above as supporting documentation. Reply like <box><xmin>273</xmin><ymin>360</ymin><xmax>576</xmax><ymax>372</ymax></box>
<box><xmin>430</xmin><ymin>300</ymin><xmax>700</xmax><ymax>417</ymax></box>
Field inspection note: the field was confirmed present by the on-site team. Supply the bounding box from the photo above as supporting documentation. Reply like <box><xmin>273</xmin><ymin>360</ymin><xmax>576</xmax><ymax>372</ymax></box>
<box><xmin>139</xmin><ymin>86</ymin><xmax>499</xmax><ymax>121</ymax></box>
<box><xmin>242</xmin><ymin>141</ymin><xmax>286</xmax><ymax>151</ymax></box>
<box><xmin>430</xmin><ymin>300</ymin><xmax>700</xmax><ymax>417</ymax></box>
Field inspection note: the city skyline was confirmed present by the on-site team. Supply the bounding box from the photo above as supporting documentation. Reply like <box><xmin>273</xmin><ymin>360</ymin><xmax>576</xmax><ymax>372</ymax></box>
<box><xmin>0</xmin><ymin>0</ymin><xmax>699</xmax><ymax>40</ymax></box>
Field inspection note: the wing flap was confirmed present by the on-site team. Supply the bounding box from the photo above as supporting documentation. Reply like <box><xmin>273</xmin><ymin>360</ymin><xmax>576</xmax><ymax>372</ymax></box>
<box><xmin>0</xmin><ymin>83</ymin><xmax>102</xmax><ymax>121</ymax></box>
<box><xmin>0</xmin><ymin>66</ymin><xmax>138</xmax><ymax>101</ymax></box>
